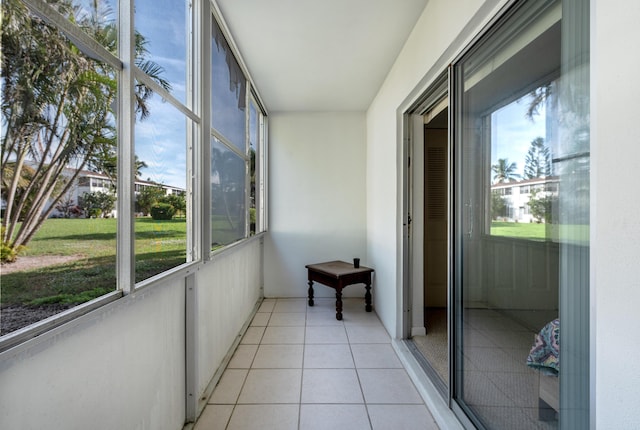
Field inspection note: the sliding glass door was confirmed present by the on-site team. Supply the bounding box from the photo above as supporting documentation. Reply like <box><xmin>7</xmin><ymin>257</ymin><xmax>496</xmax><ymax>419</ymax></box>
<box><xmin>452</xmin><ymin>1</ymin><xmax>589</xmax><ymax>428</ymax></box>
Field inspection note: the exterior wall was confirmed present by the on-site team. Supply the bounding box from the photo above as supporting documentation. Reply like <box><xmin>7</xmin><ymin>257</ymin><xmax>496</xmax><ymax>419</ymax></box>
<box><xmin>592</xmin><ymin>0</ymin><xmax>640</xmax><ymax>427</ymax></box>
<box><xmin>264</xmin><ymin>112</ymin><xmax>367</xmax><ymax>298</ymax></box>
<box><xmin>0</xmin><ymin>241</ymin><xmax>263</xmax><ymax>429</ymax></box>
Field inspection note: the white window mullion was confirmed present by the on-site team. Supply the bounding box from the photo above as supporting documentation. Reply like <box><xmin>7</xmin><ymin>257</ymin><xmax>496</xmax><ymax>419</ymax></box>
<box><xmin>201</xmin><ymin>6</ymin><xmax>212</xmax><ymax>259</ymax></box>
<box><xmin>117</xmin><ymin>0</ymin><xmax>136</xmax><ymax>294</ymax></box>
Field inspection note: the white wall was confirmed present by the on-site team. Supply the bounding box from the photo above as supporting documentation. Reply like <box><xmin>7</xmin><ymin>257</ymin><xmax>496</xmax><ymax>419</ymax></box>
<box><xmin>196</xmin><ymin>239</ymin><xmax>263</xmax><ymax>399</ymax></box>
<box><xmin>365</xmin><ymin>0</ymin><xmax>501</xmax><ymax>334</ymax></box>
<box><xmin>264</xmin><ymin>112</ymin><xmax>367</xmax><ymax>298</ymax></box>
<box><xmin>0</xmin><ymin>240</ymin><xmax>264</xmax><ymax>430</ymax></box>
<box><xmin>0</xmin><ymin>280</ymin><xmax>186</xmax><ymax>430</ymax></box>
<box><xmin>592</xmin><ymin>0</ymin><xmax>640</xmax><ymax>427</ymax></box>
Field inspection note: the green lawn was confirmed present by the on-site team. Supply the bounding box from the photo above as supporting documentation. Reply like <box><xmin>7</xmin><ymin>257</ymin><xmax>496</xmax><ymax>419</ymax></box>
<box><xmin>491</xmin><ymin>221</ymin><xmax>589</xmax><ymax>242</ymax></box>
<box><xmin>490</xmin><ymin>221</ymin><xmax>553</xmax><ymax>241</ymax></box>
<box><xmin>2</xmin><ymin>217</ymin><xmax>187</xmax><ymax>306</ymax></box>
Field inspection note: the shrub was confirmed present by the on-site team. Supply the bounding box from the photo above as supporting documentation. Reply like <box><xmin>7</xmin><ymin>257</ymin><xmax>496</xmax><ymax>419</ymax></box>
<box><xmin>0</xmin><ymin>227</ymin><xmax>25</xmax><ymax>263</ymax></box>
<box><xmin>88</xmin><ymin>208</ymin><xmax>103</xmax><ymax>218</ymax></box>
<box><xmin>150</xmin><ymin>203</ymin><xmax>176</xmax><ymax>220</ymax></box>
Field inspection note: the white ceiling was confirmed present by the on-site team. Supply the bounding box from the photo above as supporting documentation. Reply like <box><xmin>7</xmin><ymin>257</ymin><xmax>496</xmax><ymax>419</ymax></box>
<box><xmin>216</xmin><ymin>0</ymin><xmax>429</xmax><ymax>112</ymax></box>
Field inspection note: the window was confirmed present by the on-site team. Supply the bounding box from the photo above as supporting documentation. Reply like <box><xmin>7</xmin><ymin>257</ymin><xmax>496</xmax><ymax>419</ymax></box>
<box><xmin>210</xmin><ymin>16</ymin><xmax>266</xmax><ymax>250</ymax></box>
<box><xmin>249</xmin><ymin>97</ymin><xmax>266</xmax><ymax>235</ymax></box>
<box><xmin>132</xmin><ymin>0</ymin><xmax>193</xmax><ymax>283</ymax></box>
<box><xmin>453</xmin><ymin>0</ymin><xmax>589</xmax><ymax>428</ymax></box>
<box><xmin>1</xmin><ymin>0</ymin><xmax>208</xmax><ymax>342</ymax></box>
<box><xmin>1</xmin><ymin>0</ymin><xmax>121</xmax><ymax>337</ymax></box>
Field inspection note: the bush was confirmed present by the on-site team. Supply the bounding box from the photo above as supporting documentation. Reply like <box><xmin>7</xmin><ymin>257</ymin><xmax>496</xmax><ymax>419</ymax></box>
<box><xmin>1</xmin><ymin>241</ymin><xmax>20</xmax><ymax>263</ymax></box>
<box><xmin>150</xmin><ymin>203</ymin><xmax>176</xmax><ymax>220</ymax></box>
<box><xmin>88</xmin><ymin>208</ymin><xmax>102</xmax><ymax>218</ymax></box>
<box><xmin>1</xmin><ymin>227</ymin><xmax>25</xmax><ymax>263</ymax></box>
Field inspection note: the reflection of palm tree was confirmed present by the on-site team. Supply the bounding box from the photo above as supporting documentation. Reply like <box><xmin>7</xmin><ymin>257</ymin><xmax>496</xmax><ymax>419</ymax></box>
<box><xmin>211</xmin><ymin>146</ymin><xmax>244</xmax><ymax>231</ymax></box>
<box><xmin>492</xmin><ymin>158</ymin><xmax>519</xmax><ymax>183</ymax></box>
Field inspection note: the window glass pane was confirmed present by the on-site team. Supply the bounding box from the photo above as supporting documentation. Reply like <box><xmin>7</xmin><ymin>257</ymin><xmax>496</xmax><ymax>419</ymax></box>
<box><xmin>134</xmin><ymin>94</ymin><xmax>189</xmax><ymax>282</ymax></box>
<box><xmin>211</xmin><ymin>17</ymin><xmax>246</xmax><ymax>152</ymax></box>
<box><xmin>211</xmin><ymin>137</ymin><xmax>246</xmax><ymax>248</ymax></box>
<box><xmin>249</xmin><ymin>101</ymin><xmax>258</xmax><ymax>235</ymax></box>
<box><xmin>490</xmin><ymin>90</ymin><xmax>558</xmax><ymax>240</ymax></box>
<box><xmin>453</xmin><ymin>0</ymin><xmax>589</xmax><ymax>428</ymax></box>
<box><xmin>1</xmin><ymin>1</ymin><xmax>117</xmax><ymax>335</ymax></box>
<box><xmin>134</xmin><ymin>0</ymin><xmax>188</xmax><ymax>103</ymax></box>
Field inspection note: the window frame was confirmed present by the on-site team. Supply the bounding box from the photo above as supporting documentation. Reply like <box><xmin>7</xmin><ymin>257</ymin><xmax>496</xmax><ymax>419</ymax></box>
<box><xmin>1</xmin><ymin>0</ymin><xmax>266</xmax><ymax>350</ymax></box>
<box><xmin>208</xmin><ymin>9</ymin><xmax>268</xmax><ymax>255</ymax></box>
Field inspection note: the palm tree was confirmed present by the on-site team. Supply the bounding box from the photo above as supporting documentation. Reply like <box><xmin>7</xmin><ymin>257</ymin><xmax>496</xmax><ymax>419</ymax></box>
<box><xmin>491</xmin><ymin>158</ymin><xmax>520</xmax><ymax>183</ymax></box>
<box><xmin>1</xmin><ymin>0</ymin><xmax>170</xmax><ymax>261</ymax></box>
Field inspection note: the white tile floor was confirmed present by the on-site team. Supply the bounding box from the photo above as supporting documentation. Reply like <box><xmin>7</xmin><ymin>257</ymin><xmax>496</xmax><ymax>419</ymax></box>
<box><xmin>194</xmin><ymin>298</ymin><xmax>440</xmax><ymax>430</ymax></box>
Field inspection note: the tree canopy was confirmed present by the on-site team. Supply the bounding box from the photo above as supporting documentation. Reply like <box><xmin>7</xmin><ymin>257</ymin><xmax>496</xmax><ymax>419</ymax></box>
<box><xmin>523</xmin><ymin>137</ymin><xmax>552</xmax><ymax>179</ymax></box>
<box><xmin>1</xmin><ymin>0</ymin><xmax>170</xmax><ymax>261</ymax></box>
<box><xmin>491</xmin><ymin>158</ymin><xmax>520</xmax><ymax>183</ymax></box>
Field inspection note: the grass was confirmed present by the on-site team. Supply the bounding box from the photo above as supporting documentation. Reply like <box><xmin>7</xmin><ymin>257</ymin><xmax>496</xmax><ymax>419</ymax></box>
<box><xmin>3</xmin><ymin>218</ymin><xmax>585</xmax><ymax>308</ymax></box>
<box><xmin>491</xmin><ymin>221</ymin><xmax>589</xmax><ymax>242</ymax></box>
<box><xmin>1</xmin><ymin>217</ymin><xmax>187</xmax><ymax>306</ymax></box>
<box><xmin>490</xmin><ymin>221</ymin><xmax>552</xmax><ymax>241</ymax></box>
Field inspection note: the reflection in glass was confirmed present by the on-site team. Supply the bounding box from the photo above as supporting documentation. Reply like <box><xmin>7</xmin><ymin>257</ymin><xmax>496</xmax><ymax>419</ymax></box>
<box><xmin>211</xmin><ymin>17</ymin><xmax>246</xmax><ymax>152</ymax></box>
<box><xmin>453</xmin><ymin>1</ymin><xmax>589</xmax><ymax>428</ymax></box>
<box><xmin>490</xmin><ymin>89</ymin><xmax>559</xmax><ymax>241</ymax></box>
<box><xmin>211</xmin><ymin>137</ymin><xmax>246</xmax><ymax>248</ymax></box>
<box><xmin>134</xmin><ymin>95</ymin><xmax>189</xmax><ymax>282</ymax></box>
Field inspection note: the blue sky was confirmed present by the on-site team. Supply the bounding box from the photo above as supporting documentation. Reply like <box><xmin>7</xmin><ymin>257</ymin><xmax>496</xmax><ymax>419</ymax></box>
<box><xmin>491</xmin><ymin>94</ymin><xmax>547</xmax><ymax>178</ymax></box>
<box><xmin>133</xmin><ymin>0</ymin><xmax>189</xmax><ymax>189</ymax></box>
<box><xmin>132</xmin><ymin>0</ymin><xmax>249</xmax><ymax>190</ymax></box>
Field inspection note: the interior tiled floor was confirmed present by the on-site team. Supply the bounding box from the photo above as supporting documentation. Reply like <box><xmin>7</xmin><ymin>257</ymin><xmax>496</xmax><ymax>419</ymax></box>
<box><xmin>194</xmin><ymin>298</ymin><xmax>440</xmax><ymax>430</ymax></box>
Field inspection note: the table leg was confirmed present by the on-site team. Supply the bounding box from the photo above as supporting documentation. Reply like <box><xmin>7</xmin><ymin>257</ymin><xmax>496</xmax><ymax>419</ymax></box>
<box><xmin>335</xmin><ymin>288</ymin><xmax>343</xmax><ymax>320</ymax></box>
<box><xmin>365</xmin><ymin>284</ymin><xmax>372</xmax><ymax>312</ymax></box>
<box><xmin>308</xmin><ymin>280</ymin><xmax>314</xmax><ymax>306</ymax></box>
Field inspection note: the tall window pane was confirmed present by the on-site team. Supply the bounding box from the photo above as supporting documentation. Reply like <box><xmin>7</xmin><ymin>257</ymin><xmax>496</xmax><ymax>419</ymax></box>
<box><xmin>453</xmin><ymin>1</ymin><xmax>589</xmax><ymax>428</ymax></box>
<box><xmin>211</xmin><ymin>137</ymin><xmax>246</xmax><ymax>248</ymax></box>
<box><xmin>134</xmin><ymin>94</ymin><xmax>189</xmax><ymax>282</ymax></box>
<box><xmin>135</xmin><ymin>0</ymin><xmax>188</xmax><ymax>103</ymax></box>
<box><xmin>211</xmin><ymin>18</ymin><xmax>246</xmax><ymax>152</ymax></box>
<box><xmin>249</xmin><ymin>100</ymin><xmax>258</xmax><ymax>235</ymax></box>
<box><xmin>1</xmin><ymin>0</ymin><xmax>117</xmax><ymax>334</ymax></box>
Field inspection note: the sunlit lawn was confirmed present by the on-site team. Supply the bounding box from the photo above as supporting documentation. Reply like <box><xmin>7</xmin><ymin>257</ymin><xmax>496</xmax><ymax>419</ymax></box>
<box><xmin>491</xmin><ymin>221</ymin><xmax>551</xmax><ymax>241</ymax></box>
<box><xmin>491</xmin><ymin>221</ymin><xmax>589</xmax><ymax>242</ymax></box>
<box><xmin>2</xmin><ymin>217</ymin><xmax>187</xmax><ymax>306</ymax></box>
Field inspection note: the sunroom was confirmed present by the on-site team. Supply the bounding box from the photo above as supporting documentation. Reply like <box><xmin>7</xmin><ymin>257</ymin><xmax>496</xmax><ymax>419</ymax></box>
<box><xmin>1</xmin><ymin>0</ymin><xmax>639</xmax><ymax>429</ymax></box>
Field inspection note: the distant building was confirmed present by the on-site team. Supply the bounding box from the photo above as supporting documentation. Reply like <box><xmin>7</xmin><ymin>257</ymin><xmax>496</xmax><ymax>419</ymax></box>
<box><xmin>48</xmin><ymin>169</ymin><xmax>185</xmax><ymax>218</ymax></box>
<box><xmin>491</xmin><ymin>176</ymin><xmax>559</xmax><ymax>223</ymax></box>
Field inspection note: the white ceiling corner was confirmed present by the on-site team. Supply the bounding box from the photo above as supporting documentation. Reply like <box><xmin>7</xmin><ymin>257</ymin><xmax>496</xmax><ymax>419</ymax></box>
<box><xmin>216</xmin><ymin>0</ymin><xmax>429</xmax><ymax>112</ymax></box>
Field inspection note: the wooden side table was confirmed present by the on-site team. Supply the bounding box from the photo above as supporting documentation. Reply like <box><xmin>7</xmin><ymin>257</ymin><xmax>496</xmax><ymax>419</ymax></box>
<box><xmin>305</xmin><ymin>260</ymin><xmax>374</xmax><ymax>320</ymax></box>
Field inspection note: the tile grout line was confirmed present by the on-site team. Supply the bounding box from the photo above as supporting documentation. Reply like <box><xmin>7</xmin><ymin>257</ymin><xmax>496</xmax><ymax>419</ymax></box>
<box><xmin>346</xmin><ymin>315</ymin><xmax>374</xmax><ymax>430</ymax></box>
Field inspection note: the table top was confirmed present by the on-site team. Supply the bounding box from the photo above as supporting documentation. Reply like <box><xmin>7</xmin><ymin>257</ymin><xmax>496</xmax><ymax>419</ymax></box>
<box><xmin>305</xmin><ymin>260</ymin><xmax>373</xmax><ymax>278</ymax></box>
